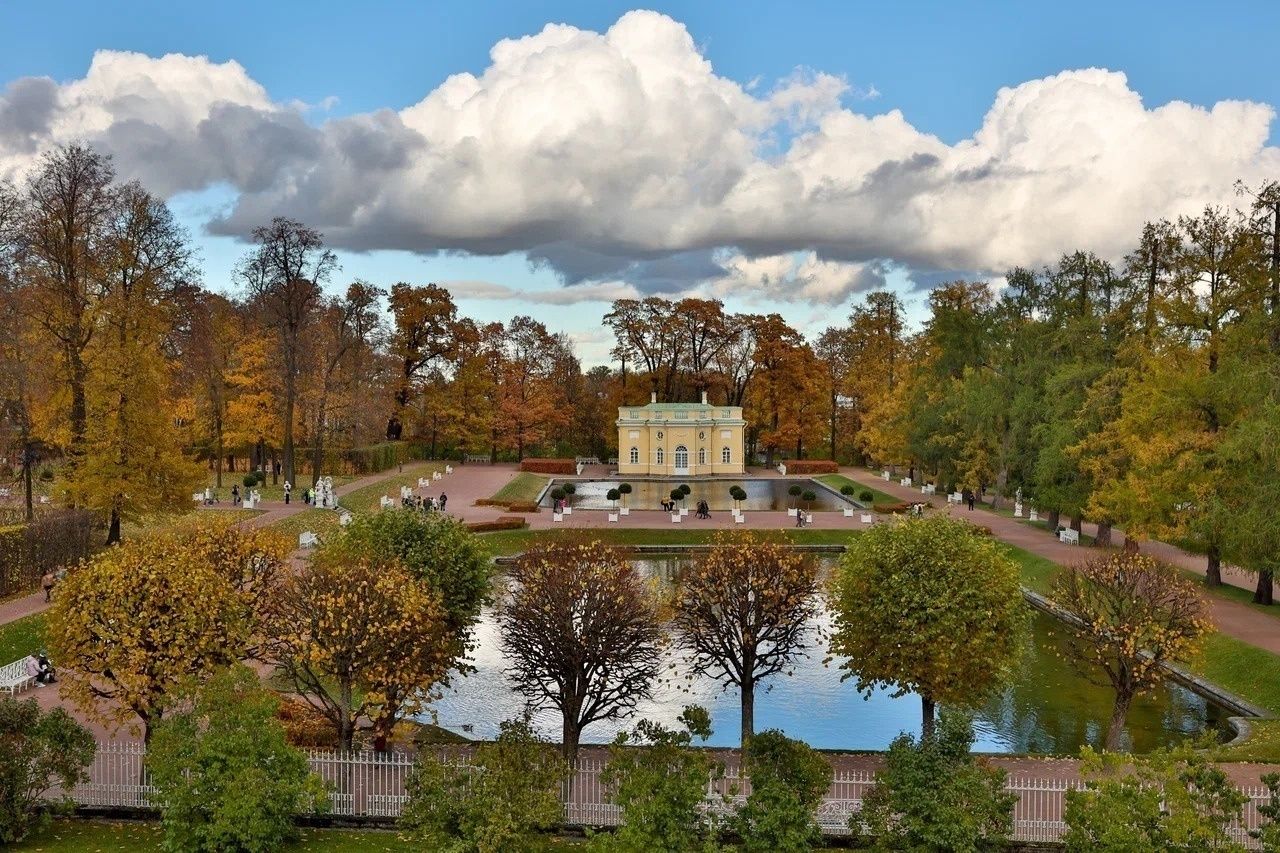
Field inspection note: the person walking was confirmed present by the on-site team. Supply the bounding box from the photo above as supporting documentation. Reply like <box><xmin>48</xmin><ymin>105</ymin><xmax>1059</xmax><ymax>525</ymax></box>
<box><xmin>41</xmin><ymin>570</ymin><xmax>55</xmax><ymax>602</ymax></box>
<box><xmin>967</xmin><ymin>491</ymin><xmax>976</xmax><ymax>511</ymax></box>
<box><xmin>439</xmin><ymin>493</ymin><xmax>448</xmax><ymax>512</ymax></box>
<box><xmin>231</xmin><ymin>484</ymin><xmax>240</xmax><ymax>506</ymax></box>
<box><xmin>283</xmin><ymin>481</ymin><xmax>292</xmax><ymax>505</ymax></box>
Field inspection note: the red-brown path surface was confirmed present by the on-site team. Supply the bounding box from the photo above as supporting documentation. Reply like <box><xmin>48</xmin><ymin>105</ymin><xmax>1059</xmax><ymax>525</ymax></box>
<box><xmin>836</xmin><ymin>467</ymin><xmax>1280</xmax><ymax>657</ymax></box>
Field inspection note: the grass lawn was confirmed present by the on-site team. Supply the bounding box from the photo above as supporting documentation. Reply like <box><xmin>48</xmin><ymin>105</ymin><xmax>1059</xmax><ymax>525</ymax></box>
<box><xmin>1220</xmin><ymin>719</ymin><xmax>1280</xmax><ymax>763</ymax></box>
<box><xmin>476</xmin><ymin>527</ymin><xmax>861</xmax><ymax>556</ymax></box>
<box><xmin>1002</xmin><ymin>543</ymin><xmax>1061</xmax><ymax>596</ymax></box>
<box><xmin>489</xmin><ymin>472</ymin><xmax>549</xmax><ymax>504</ymax></box>
<box><xmin>815</xmin><ymin>474</ymin><xmax>897</xmax><ymax>508</ymax></box>
<box><xmin>0</xmin><ymin>612</ymin><xmax>46</xmax><ymax>663</ymax></box>
<box><xmin>266</xmin><ymin>508</ymin><xmax>342</xmax><ymax>542</ymax></box>
<box><xmin>14</xmin><ymin>820</ymin><xmax>410</xmax><ymax>851</ymax></box>
<box><xmin>122</xmin><ymin>507</ymin><xmax>262</xmax><ymax>539</ymax></box>
<box><xmin>1190</xmin><ymin>632</ymin><xmax>1280</xmax><ymax>717</ymax></box>
<box><xmin>337</xmin><ymin>467</ymin><xmax>444</xmax><ymax>515</ymax></box>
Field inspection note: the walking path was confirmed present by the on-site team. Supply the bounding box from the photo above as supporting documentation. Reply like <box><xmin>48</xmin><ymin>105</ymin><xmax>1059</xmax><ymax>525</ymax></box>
<box><xmin>836</xmin><ymin>467</ymin><xmax>1280</xmax><ymax>657</ymax></box>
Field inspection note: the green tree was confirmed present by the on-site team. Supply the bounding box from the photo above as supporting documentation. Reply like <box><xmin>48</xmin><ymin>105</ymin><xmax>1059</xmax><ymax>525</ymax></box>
<box><xmin>854</xmin><ymin>710</ymin><xmax>1016</xmax><ymax>852</ymax></box>
<box><xmin>1062</xmin><ymin>744</ymin><xmax>1247</xmax><ymax>852</ymax></box>
<box><xmin>0</xmin><ymin>697</ymin><xmax>95</xmax><ymax>844</ymax></box>
<box><xmin>401</xmin><ymin>716</ymin><xmax>567</xmax><ymax>853</ymax></box>
<box><xmin>827</xmin><ymin>516</ymin><xmax>1024</xmax><ymax>737</ymax></box>
<box><xmin>590</xmin><ymin>706</ymin><xmax>722</xmax><ymax>853</ymax></box>
<box><xmin>147</xmin><ymin>666</ymin><xmax>328</xmax><ymax>853</ymax></box>
<box><xmin>733</xmin><ymin>730</ymin><xmax>830</xmax><ymax>853</ymax></box>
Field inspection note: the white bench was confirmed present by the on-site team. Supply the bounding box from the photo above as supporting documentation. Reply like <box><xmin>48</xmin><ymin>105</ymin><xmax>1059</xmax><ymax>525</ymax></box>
<box><xmin>860</xmin><ymin>513</ymin><xmax>874</xmax><ymax>524</ymax></box>
<box><xmin>338</xmin><ymin>511</ymin><xmax>353</xmax><ymax>527</ymax></box>
<box><xmin>418</xmin><ymin>477</ymin><xmax>429</xmax><ymax>487</ymax></box>
<box><xmin>298</xmin><ymin>531</ymin><xmax>319</xmax><ymax>548</ymax></box>
<box><xmin>575</xmin><ymin>457</ymin><xmax>601</xmax><ymax>466</ymax></box>
<box><xmin>1059</xmin><ymin>528</ymin><xmax>1080</xmax><ymax>545</ymax></box>
<box><xmin>882</xmin><ymin>470</ymin><xmax>891</xmax><ymax>481</ymax></box>
<box><xmin>0</xmin><ymin>658</ymin><xmax>34</xmax><ymax>695</ymax></box>
<box><xmin>922</xmin><ymin>484</ymin><xmax>935</xmax><ymax>495</ymax></box>
<box><xmin>380</xmin><ymin>495</ymin><xmax>394</xmax><ymax>509</ymax></box>
<box><xmin>948</xmin><ymin>492</ymin><xmax>963</xmax><ymax>504</ymax></box>
<box><xmin>899</xmin><ymin>478</ymin><xmax>912</xmax><ymax>487</ymax></box>
<box><xmin>445</xmin><ymin>465</ymin><xmax>453</xmax><ymax>474</ymax></box>
<box><xmin>465</xmin><ymin>454</ymin><xmax>489</xmax><ymax>464</ymax></box>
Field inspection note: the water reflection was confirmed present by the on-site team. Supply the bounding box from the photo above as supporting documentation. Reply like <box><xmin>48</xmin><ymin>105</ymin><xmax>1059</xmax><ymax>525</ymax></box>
<box><xmin>423</xmin><ymin>557</ymin><xmax>1226</xmax><ymax>753</ymax></box>
<box><xmin>546</xmin><ymin>479</ymin><xmax>852</xmax><ymax>512</ymax></box>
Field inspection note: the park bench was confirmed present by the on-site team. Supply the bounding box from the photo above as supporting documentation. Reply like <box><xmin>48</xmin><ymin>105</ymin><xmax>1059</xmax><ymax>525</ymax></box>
<box><xmin>298</xmin><ymin>531</ymin><xmax>319</xmax><ymax>548</ymax></box>
<box><xmin>860</xmin><ymin>513</ymin><xmax>874</xmax><ymax>524</ymax></box>
<box><xmin>921</xmin><ymin>484</ymin><xmax>936</xmax><ymax>495</ymax></box>
<box><xmin>948</xmin><ymin>492</ymin><xmax>963</xmax><ymax>504</ymax></box>
<box><xmin>1059</xmin><ymin>528</ymin><xmax>1080</xmax><ymax>545</ymax></box>
<box><xmin>899</xmin><ymin>477</ymin><xmax>912</xmax><ymax>487</ymax></box>
<box><xmin>0</xmin><ymin>658</ymin><xmax>35</xmax><ymax>695</ymax></box>
<box><xmin>464</xmin><ymin>454</ymin><xmax>489</xmax><ymax>464</ymax></box>
<box><xmin>575</xmin><ymin>456</ymin><xmax>601</xmax><ymax>465</ymax></box>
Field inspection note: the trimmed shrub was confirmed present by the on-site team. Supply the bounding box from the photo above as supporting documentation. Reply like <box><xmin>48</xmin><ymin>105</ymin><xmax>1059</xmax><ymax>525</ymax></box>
<box><xmin>0</xmin><ymin>511</ymin><xmax>97</xmax><ymax>598</ymax></box>
<box><xmin>874</xmin><ymin>502</ymin><xmax>911</xmax><ymax>514</ymax></box>
<box><xmin>242</xmin><ymin>473</ymin><xmax>258</xmax><ymax>488</ymax></box>
<box><xmin>606</xmin><ymin>489</ymin><xmax>622</xmax><ymax>503</ymax></box>
<box><xmin>785</xmin><ymin>460</ymin><xmax>839</xmax><ymax>475</ymax></box>
<box><xmin>520</xmin><ymin>459</ymin><xmax>576</xmax><ymax>474</ymax></box>
<box><xmin>503</xmin><ymin>501</ymin><xmax>541</xmax><ymax>514</ymax></box>
<box><xmin>858</xmin><ymin>490</ymin><xmax>874</xmax><ymax>502</ymax></box>
<box><xmin>466</xmin><ymin>517</ymin><xmax>528</xmax><ymax>533</ymax></box>
<box><xmin>839</xmin><ymin>484</ymin><xmax>857</xmax><ymax>496</ymax></box>
<box><xmin>550</xmin><ymin>488</ymin><xmax>566</xmax><ymax>503</ymax></box>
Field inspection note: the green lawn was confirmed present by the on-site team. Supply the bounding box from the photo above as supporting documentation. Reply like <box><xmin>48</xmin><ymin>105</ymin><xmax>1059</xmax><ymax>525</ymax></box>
<box><xmin>1190</xmin><ymin>632</ymin><xmax>1280</xmax><ymax>716</ymax></box>
<box><xmin>1219</xmin><ymin>719</ymin><xmax>1280</xmax><ymax>763</ymax></box>
<box><xmin>337</xmin><ymin>467</ymin><xmax>444</xmax><ymax>515</ymax></box>
<box><xmin>815</xmin><ymin>474</ymin><xmax>897</xmax><ymax>507</ymax></box>
<box><xmin>0</xmin><ymin>612</ymin><xmax>46</xmax><ymax>663</ymax></box>
<box><xmin>476</xmin><ymin>527</ymin><xmax>861</xmax><ymax>556</ymax></box>
<box><xmin>1002</xmin><ymin>543</ymin><xmax>1061</xmax><ymax>596</ymax></box>
<box><xmin>14</xmin><ymin>820</ymin><xmax>410</xmax><ymax>851</ymax></box>
<box><xmin>490</xmin><ymin>472</ymin><xmax>549</xmax><ymax>504</ymax></box>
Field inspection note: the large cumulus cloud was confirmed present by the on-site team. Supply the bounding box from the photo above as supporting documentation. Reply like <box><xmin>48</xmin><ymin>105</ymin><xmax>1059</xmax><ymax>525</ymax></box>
<box><xmin>2</xmin><ymin>9</ymin><xmax>1277</xmax><ymax>303</ymax></box>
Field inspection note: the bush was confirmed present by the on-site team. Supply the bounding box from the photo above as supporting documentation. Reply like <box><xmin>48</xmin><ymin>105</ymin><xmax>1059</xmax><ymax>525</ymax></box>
<box><xmin>678</xmin><ymin>484</ymin><xmax>691</xmax><ymax>497</ymax></box>
<box><xmin>854</xmin><ymin>711</ymin><xmax>1016</xmax><ymax>850</ymax></box>
<box><xmin>562</xmin><ymin>483</ymin><xmax>577</xmax><ymax>496</ymax></box>
<box><xmin>0</xmin><ymin>511</ymin><xmax>98</xmax><ymax>598</ymax></box>
<box><xmin>874</xmin><ymin>502</ymin><xmax>911</xmax><ymax>514</ymax></box>
<box><xmin>550</xmin><ymin>488</ymin><xmax>566</xmax><ymax>502</ymax></box>
<box><xmin>242</xmin><ymin>473</ymin><xmax>258</xmax><ymax>488</ymax></box>
<box><xmin>670</xmin><ymin>488</ymin><xmax>683</xmax><ymax>502</ymax></box>
<box><xmin>520</xmin><ymin>459</ymin><xmax>576</xmax><ymax>474</ymax></box>
<box><xmin>784</xmin><ymin>460</ymin><xmax>838</xmax><ymax>475</ymax></box>
<box><xmin>275</xmin><ymin>697</ymin><xmax>337</xmax><ymax>748</ymax></box>
<box><xmin>787</xmin><ymin>484</ymin><xmax>803</xmax><ymax>498</ymax></box>
<box><xmin>839</xmin><ymin>484</ymin><xmax>856</xmax><ymax>496</ymax></box>
<box><xmin>503</xmin><ymin>501</ymin><xmax>541</xmax><ymax>514</ymax></box>
<box><xmin>800</xmin><ymin>490</ymin><xmax>816</xmax><ymax>504</ymax></box>
<box><xmin>618</xmin><ymin>483</ymin><xmax>632</xmax><ymax>497</ymax></box>
<box><xmin>858</xmin><ymin>490</ymin><xmax>874</xmax><ymax>502</ymax></box>
<box><xmin>0</xmin><ymin>697</ymin><xmax>96</xmax><ymax>844</ymax></box>
<box><xmin>606</xmin><ymin>489</ymin><xmax>621</xmax><ymax>503</ymax></box>
<box><xmin>590</xmin><ymin>706</ymin><xmax>722</xmax><ymax>853</ymax></box>
<box><xmin>401</xmin><ymin>716</ymin><xmax>566</xmax><ymax>852</ymax></box>
<box><xmin>148</xmin><ymin>666</ymin><xmax>328</xmax><ymax>853</ymax></box>
<box><xmin>734</xmin><ymin>731</ymin><xmax>830</xmax><ymax>853</ymax></box>
<box><xmin>467</xmin><ymin>517</ymin><xmax>528</xmax><ymax>533</ymax></box>
<box><xmin>1062</xmin><ymin>743</ymin><xmax>1248</xmax><ymax>852</ymax></box>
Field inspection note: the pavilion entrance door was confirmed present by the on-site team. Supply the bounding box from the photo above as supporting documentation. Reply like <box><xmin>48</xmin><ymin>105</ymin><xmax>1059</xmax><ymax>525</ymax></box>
<box><xmin>673</xmin><ymin>445</ymin><xmax>689</xmax><ymax>475</ymax></box>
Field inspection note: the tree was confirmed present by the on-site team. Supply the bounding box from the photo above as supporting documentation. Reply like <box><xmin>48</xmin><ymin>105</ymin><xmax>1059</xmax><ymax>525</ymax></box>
<box><xmin>590</xmin><ymin>706</ymin><xmax>721</xmax><ymax>853</ymax></box>
<box><xmin>236</xmin><ymin>217</ymin><xmax>337</xmax><ymax>487</ymax></box>
<box><xmin>500</xmin><ymin>540</ymin><xmax>664</xmax><ymax>762</ymax></box>
<box><xmin>672</xmin><ymin>533</ymin><xmax>819</xmax><ymax>747</ymax></box>
<box><xmin>148</xmin><ymin>666</ymin><xmax>327</xmax><ymax>853</ymax></box>
<box><xmin>401</xmin><ymin>716</ymin><xmax>567</xmax><ymax>853</ymax></box>
<box><xmin>855</xmin><ymin>710</ymin><xmax>1016</xmax><ymax>851</ymax></box>
<box><xmin>266</xmin><ymin>557</ymin><xmax>451</xmax><ymax>751</ymax></box>
<box><xmin>827</xmin><ymin>516</ymin><xmax>1024</xmax><ymax>738</ymax></box>
<box><xmin>1063</xmin><ymin>744</ymin><xmax>1248</xmax><ymax>852</ymax></box>
<box><xmin>1052</xmin><ymin>553</ymin><xmax>1210</xmax><ymax>750</ymax></box>
<box><xmin>732</xmin><ymin>730</ymin><xmax>831</xmax><ymax>853</ymax></box>
<box><xmin>47</xmin><ymin>534</ymin><xmax>249</xmax><ymax>741</ymax></box>
<box><xmin>0</xmin><ymin>697</ymin><xmax>96</xmax><ymax>844</ymax></box>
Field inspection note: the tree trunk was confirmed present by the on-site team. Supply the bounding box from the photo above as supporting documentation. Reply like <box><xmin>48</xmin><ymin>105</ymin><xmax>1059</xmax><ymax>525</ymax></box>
<box><xmin>740</xmin><ymin>678</ymin><xmax>755</xmax><ymax>751</ymax></box>
<box><xmin>1070</xmin><ymin>514</ymin><xmax>1082</xmax><ymax>533</ymax></box>
<box><xmin>1122</xmin><ymin>535</ymin><xmax>1139</xmax><ymax>553</ymax></box>
<box><xmin>1206</xmin><ymin>545</ymin><xmax>1223</xmax><ymax>588</ymax></box>
<box><xmin>921</xmin><ymin>695</ymin><xmax>936</xmax><ymax>740</ymax></box>
<box><xmin>1255</xmin><ymin>569</ymin><xmax>1274</xmax><ymax>606</ymax></box>
<box><xmin>1046</xmin><ymin>509</ymin><xmax>1060</xmax><ymax>531</ymax></box>
<box><xmin>1105</xmin><ymin>691</ymin><xmax>1133</xmax><ymax>751</ymax></box>
<box><xmin>283</xmin><ymin>370</ymin><xmax>296</xmax><ymax>487</ymax></box>
<box><xmin>561</xmin><ymin>716</ymin><xmax>581</xmax><ymax>765</ymax></box>
<box><xmin>1094</xmin><ymin>522</ymin><xmax>1112</xmax><ymax>548</ymax></box>
<box><xmin>22</xmin><ymin>444</ymin><xmax>34</xmax><ymax>522</ymax></box>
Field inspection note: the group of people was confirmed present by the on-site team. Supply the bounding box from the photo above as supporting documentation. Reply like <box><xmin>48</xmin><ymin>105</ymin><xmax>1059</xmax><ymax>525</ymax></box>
<box><xmin>24</xmin><ymin>651</ymin><xmax>55</xmax><ymax>687</ymax></box>
<box><xmin>403</xmin><ymin>493</ymin><xmax>447</xmax><ymax>513</ymax></box>
<box><xmin>694</xmin><ymin>499</ymin><xmax>711</xmax><ymax>519</ymax></box>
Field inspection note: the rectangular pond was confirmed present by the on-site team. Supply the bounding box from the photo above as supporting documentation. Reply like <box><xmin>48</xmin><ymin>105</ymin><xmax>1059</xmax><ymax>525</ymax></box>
<box><xmin>546</xmin><ymin>478</ymin><xmax>854</xmax><ymax>512</ymax></box>
<box><xmin>422</xmin><ymin>555</ymin><xmax>1230</xmax><ymax>754</ymax></box>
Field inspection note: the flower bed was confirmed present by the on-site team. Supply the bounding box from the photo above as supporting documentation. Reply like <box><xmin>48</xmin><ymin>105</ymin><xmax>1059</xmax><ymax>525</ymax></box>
<box><xmin>519</xmin><ymin>458</ymin><xmax>576</xmax><ymax>474</ymax></box>
<box><xmin>785</xmin><ymin>460</ymin><xmax>840</xmax><ymax>474</ymax></box>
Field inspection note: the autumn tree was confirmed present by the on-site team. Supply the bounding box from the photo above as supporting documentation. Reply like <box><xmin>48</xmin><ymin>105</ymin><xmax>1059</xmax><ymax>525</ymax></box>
<box><xmin>387</xmin><ymin>282</ymin><xmax>458</xmax><ymax>415</ymax></box>
<box><xmin>266</xmin><ymin>557</ymin><xmax>450</xmax><ymax>752</ymax></box>
<box><xmin>500</xmin><ymin>540</ymin><xmax>664</xmax><ymax>762</ymax></box>
<box><xmin>498</xmin><ymin>316</ymin><xmax>569</xmax><ymax>459</ymax></box>
<box><xmin>673</xmin><ymin>533</ymin><xmax>819</xmax><ymax>747</ymax></box>
<box><xmin>236</xmin><ymin>217</ymin><xmax>337</xmax><ymax>486</ymax></box>
<box><xmin>179</xmin><ymin>522</ymin><xmax>292</xmax><ymax>655</ymax></box>
<box><xmin>179</xmin><ymin>290</ymin><xmax>243</xmax><ymax>487</ymax></box>
<box><xmin>1053</xmin><ymin>553</ymin><xmax>1210</xmax><ymax>750</ymax></box>
<box><xmin>828</xmin><ymin>516</ymin><xmax>1024</xmax><ymax>738</ymax></box>
<box><xmin>46</xmin><ymin>534</ymin><xmax>251</xmax><ymax>740</ymax></box>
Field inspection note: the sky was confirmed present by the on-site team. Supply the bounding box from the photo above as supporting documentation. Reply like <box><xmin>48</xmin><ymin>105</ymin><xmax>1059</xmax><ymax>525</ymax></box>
<box><xmin>3</xmin><ymin>1</ymin><xmax>1280</xmax><ymax>364</ymax></box>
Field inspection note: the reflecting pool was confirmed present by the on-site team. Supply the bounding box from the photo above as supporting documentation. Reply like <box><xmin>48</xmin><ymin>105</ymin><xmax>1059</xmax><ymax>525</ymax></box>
<box><xmin>546</xmin><ymin>478</ymin><xmax>853</xmax><ymax>512</ymax></box>
<box><xmin>423</xmin><ymin>557</ymin><xmax>1228</xmax><ymax>753</ymax></box>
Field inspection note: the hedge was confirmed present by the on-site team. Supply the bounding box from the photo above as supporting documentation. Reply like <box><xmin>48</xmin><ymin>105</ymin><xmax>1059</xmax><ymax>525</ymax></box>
<box><xmin>0</xmin><ymin>510</ymin><xmax>98</xmax><ymax>597</ymax></box>
<box><xmin>785</xmin><ymin>460</ymin><xmax>840</xmax><ymax>475</ymax></box>
<box><xmin>466</xmin><ymin>516</ymin><xmax>528</xmax><ymax>533</ymax></box>
<box><xmin>519</xmin><ymin>459</ymin><xmax>576</xmax><ymax>474</ymax></box>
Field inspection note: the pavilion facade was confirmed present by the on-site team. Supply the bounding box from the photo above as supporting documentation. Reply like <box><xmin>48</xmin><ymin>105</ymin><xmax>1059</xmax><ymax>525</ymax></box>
<box><xmin>616</xmin><ymin>392</ymin><xmax>746</xmax><ymax>476</ymax></box>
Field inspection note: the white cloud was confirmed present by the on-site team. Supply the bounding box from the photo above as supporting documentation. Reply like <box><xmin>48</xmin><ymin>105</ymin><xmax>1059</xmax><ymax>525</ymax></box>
<box><xmin>2</xmin><ymin>13</ymin><xmax>1278</xmax><ymax>304</ymax></box>
<box><xmin>443</xmin><ymin>279</ymin><xmax>640</xmax><ymax>304</ymax></box>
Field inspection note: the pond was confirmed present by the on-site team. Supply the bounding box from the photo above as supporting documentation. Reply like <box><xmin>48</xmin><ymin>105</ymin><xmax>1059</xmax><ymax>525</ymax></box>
<box><xmin>422</xmin><ymin>556</ymin><xmax>1229</xmax><ymax>754</ymax></box>
<box><xmin>546</xmin><ymin>478</ymin><xmax>853</xmax><ymax>512</ymax></box>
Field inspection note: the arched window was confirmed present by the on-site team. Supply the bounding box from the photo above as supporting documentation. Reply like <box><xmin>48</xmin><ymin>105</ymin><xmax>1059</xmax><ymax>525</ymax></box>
<box><xmin>698</xmin><ymin>447</ymin><xmax>707</xmax><ymax>465</ymax></box>
<box><xmin>674</xmin><ymin>445</ymin><xmax>688</xmax><ymax>470</ymax></box>
<box><xmin>722</xmin><ymin>446</ymin><xmax>732</xmax><ymax>464</ymax></box>
<box><xmin>629</xmin><ymin>446</ymin><xmax>639</xmax><ymax>464</ymax></box>
<box><xmin>656</xmin><ymin>448</ymin><xmax>664</xmax><ymax>465</ymax></box>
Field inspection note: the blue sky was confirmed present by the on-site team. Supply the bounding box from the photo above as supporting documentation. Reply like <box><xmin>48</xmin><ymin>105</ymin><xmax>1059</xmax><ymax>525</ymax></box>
<box><xmin>4</xmin><ymin>1</ymin><xmax>1279</xmax><ymax>361</ymax></box>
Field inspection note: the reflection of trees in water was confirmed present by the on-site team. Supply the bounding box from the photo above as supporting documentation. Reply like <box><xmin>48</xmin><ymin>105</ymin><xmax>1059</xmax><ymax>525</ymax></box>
<box><xmin>975</xmin><ymin>611</ymin><xmax>1219</xmax><ymax>754</ymax></box>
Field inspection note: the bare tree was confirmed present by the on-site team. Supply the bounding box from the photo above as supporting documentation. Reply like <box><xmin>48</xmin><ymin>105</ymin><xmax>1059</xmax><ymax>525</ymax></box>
<box><xmin>673</xmin><ymin>533</ymin><xmax>819</xmax><ymax>748</ymax></box>
<box><xmin>500</xmin><ymin>540</ymin><xmax>664</xmax><ymax>762</ymax></box>
<box><xmin>235</xmin><ymin>218</ymin><xmax>337</xmax><ymax>486</ymax></box>
<box><xmin>1053</xmin><ymin>553</ymin><xmax>1210</xmax><ymax>750</ymax></box>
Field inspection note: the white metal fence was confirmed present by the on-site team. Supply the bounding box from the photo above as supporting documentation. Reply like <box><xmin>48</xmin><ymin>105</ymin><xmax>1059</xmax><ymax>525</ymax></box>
<box><xmin>52</xmin><ymin>743</ymin><xmax>1276</xmax><ymax>847</ymax></box>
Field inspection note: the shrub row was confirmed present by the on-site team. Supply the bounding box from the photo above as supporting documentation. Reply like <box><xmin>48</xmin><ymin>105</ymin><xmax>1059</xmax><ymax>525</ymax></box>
<box><xmin>785</xmin><ymin>460</ymin><xmax>840</xmax><ymax>474</ymax></box>
<box><xmin>466</xmin><ymin>516</ymin><xmax>528</xmax><ymax>533</ymax></box>
<box><xmin>519</xmin><ymin>458</ymin><xmax>576</xmax><ymax>474</ymax></box>
<box><xmin>0</xmin><ymin>510</ymin><xmax>97</xmax><ymax>597</ymax></box>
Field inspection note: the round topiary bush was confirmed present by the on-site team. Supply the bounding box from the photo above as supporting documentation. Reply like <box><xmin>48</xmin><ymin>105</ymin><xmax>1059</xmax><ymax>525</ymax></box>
<box><xmin>550</xmin><ymin>487</ymin><xmax>565</xmax><ymax>502</ymax></box>
<box><xmin>618</xmin><ymin>483</ymin><xmax>632</xmax><ymax>495</ymax></box>
<box><xmin>670</xmin><ymin>488</ymin><xmax>683</xmax><ymax>502</ymax></box>
<box><xmin>859</xmin><ymin>489</ymin><xmax>874</xmax><ymax>502</ymax></box>
<box><xmin>788</xmin><ymin>484</ymin><xmax>803</xmax><ymax>497</ymax></box>
<box><xmin>606</xmin><ymin>488</ymin><xmax>621</xmax><ymax>503</ymax></box>
<box><xmin>678</xmin><ymin>483</ymin><xmax>691</xmax><ymax>497</ymax></box>
<box><xmin>562</xmin><ymin>483</ymin><xmax>577</xmax><ymax>496</ymax></box>
<box><xmin>802</xmin><ymin>490</ymin><xmax>817</xmax><ymax>502</ymax></box>
<box><xmin>243</xmin><ymin>474</ymin><xmax>257</xmax><ymax>488</ymax></box>
<box><xmin>840</xmin><ymin>484</ymin><xmax>857</xmax><ymax>496</ymax></box>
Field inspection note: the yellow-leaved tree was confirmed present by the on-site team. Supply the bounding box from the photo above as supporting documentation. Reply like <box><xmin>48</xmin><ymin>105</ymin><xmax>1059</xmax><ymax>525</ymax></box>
<box><xmin>46</xmin><ymin>532</ymin><xmax>251</xmax><ymax>740</ymax></box>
